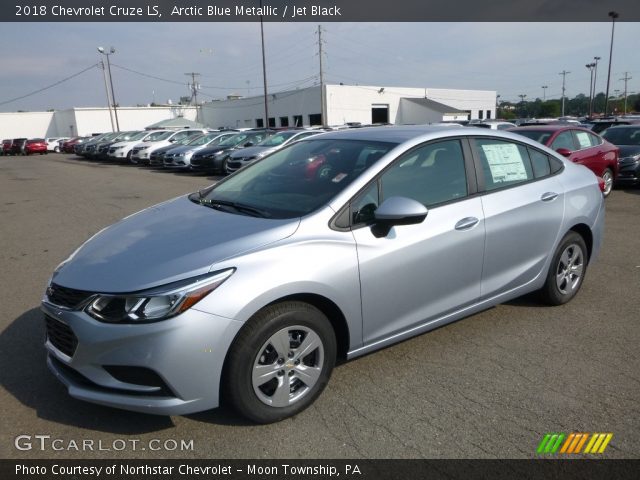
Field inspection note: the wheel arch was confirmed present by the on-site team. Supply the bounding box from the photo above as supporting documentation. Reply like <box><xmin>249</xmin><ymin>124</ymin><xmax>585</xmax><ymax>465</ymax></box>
<box><xmin>569</xmin><ymin>223</ymin><xmax>593</xmax><ymax>262</ymax></box>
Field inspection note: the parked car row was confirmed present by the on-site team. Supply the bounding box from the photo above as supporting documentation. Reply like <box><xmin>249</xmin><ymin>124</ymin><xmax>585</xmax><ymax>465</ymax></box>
<box><xmin>1</xmin><ymin>138</ymin><xmax>50</xmax><ymax>155</ymax></box>
<box><xmin>62</xmin><ymin>127</ymin><xmax>329</xmax><ymax>177</ymax></box>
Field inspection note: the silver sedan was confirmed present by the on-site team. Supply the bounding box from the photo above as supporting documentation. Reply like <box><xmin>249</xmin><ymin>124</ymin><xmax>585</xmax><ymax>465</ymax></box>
<box><xmin>42</xmin><ymin>126</ymin><xmax>604</xmax><ymax>423</ymax></box>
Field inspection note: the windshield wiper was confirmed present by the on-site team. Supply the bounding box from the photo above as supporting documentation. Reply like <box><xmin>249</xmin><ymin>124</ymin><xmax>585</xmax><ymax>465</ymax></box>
<box><xmin>200</xmin><ymin>198</ymin><xmax>271</xmax><ymax>218</ymax></box>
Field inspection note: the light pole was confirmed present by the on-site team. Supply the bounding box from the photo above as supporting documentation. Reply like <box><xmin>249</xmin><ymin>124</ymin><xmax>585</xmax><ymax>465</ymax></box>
<box><xmin>99</xmin><ymin>59</ymin><xmax>115</xmax><ymax>131</ymax></box>
<box><xmin>585</xmin><ymin>63</ymin><xmax>595</xmax><ymax>117</ymax></box>
<box><xmin>559</xmin><ymin>70</ymin><xmax>570</xmax><ymax>117</ymax></box>
<box><xmin>518</xmin><ymin>94</ymin><xmax>527</xmax><ymax>117</ymax></box>
<box><xmin>98</xmin><ymin>46</ymin><xmax>120</xmax><ymax>131</ymax></box>
<box><xmin>604</xmin><ymin>11</ymin><xmax>618</xmax><ymax>116</ymax></box>
<box><xmin>259</xmin><ymin>0</ymin><xmax>269</xmax><ymax>128</ymax></box>
<box><xmin>541</xmin><ymin>85</ymin><xmax>548</xmax><ymax>101</ymax></box>
<box><xmin>593</xmin><ymin>56</ymin><xmax>601</xmax><ymax>113</ymax></box>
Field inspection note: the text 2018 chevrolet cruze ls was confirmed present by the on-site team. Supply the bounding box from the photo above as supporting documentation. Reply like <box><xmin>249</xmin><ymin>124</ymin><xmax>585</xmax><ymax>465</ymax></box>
<box><xmin>42</xmin><ymin>126</ymin><xmax>604</xmax><ymax>423</ymax></box>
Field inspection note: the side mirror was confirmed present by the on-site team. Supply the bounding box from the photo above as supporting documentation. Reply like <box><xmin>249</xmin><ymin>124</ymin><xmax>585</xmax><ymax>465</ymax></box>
<box><xmin>243</xmin><ymin>142</ymin><xmax>254</xmax><ymax>147</ymax></box>
<box><xmin>555</xmin><ymin>147</ymin><xmax>572</xmax><ymax>157</ymax></box>
<box><xmin>372</xmin><ymin>196</ymin><xmax>427</xmax><ymax>237</ymax></box>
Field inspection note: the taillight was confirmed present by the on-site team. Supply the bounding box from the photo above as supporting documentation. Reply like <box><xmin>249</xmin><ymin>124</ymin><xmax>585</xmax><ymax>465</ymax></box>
<box><xmin>597</xmin><ymin>177</ymin><xmax>606</xmax><ymax>193</ymax></box>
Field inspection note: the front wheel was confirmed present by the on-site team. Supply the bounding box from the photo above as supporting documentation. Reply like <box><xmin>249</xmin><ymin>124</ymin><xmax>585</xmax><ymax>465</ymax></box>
<box><xmin>224</xmin><ymin>301</ymin><xmax>336</xmax><ymax>423</ymax></box>
<box><xmin>539</xmin><ymin>231</ymin><xmax>588</xmax><ymax>305</ymax></box>
<box><xmin>601</xmin><ymin>168</ymin><xmax>614</xmax><ymax>197</ymax></box>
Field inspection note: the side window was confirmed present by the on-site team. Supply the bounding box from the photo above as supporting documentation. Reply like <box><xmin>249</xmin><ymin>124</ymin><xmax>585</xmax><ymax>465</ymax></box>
<box><xmin>528</xmin><ymin>148</ymin><xmax>551</xmax><ymax>178</ymax></box>
<box><xmin>587</xmin><ymin>131</ymin><xmax>602</xmax><ymax>147</ymax></box>
<box><xmin>476</xmin><ymin>139</ymin><xmax>534</xmax><ymax>191</ymax></box>
<box><xmin>573</xmin><ymin>130</ymin><xmax>593</xmax><ymax>150</ymax></box>
<box><xmin>351</xmin><ymin>182</ymin><xmax>379</xmax><ymax>225</ymax></box>
<box><xmin>551</xmin><ymin>131</ymin><xmax>576</xmax><ymax>151</ymax></box>
<box><xmin>380</xmin><ymin>140</ymin><xmax>468</xmax><ymax>207</ymax></box>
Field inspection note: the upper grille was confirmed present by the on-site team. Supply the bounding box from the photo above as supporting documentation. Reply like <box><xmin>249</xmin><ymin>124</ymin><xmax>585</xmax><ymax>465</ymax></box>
<box><xmin>46</xmin><ymin>283</ymin><xmax>93</xmax><ymax>309</ymax></box>
<box><xmin>45</xmin><ymin>315</ymin><xmax>78</xmax><ymax>357</ymax></box>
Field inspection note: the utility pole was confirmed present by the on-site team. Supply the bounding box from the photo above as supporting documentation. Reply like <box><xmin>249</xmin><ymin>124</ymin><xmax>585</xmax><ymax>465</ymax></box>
<box><xmin>185</xmin><ymin>72</ymin><xmax>201</xmax><ymax>122</ymax></box>
<box><xmin>620</xmin><ymin>72</ymin><xmax>632</xmax><ymax>115</ymax></box>
<box><xmin>559</xmin><ymin>70</ymin><xmax>570</xmax><ymax>116</ymax></box>
<box><xmin>317</xmin><ymin>25</ymin><xmax>326</xmax><ymax>127</ymax></box>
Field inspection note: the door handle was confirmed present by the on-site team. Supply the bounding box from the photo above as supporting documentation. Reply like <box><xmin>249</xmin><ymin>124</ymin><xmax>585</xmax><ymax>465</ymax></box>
<box><xmin>541</xmin><ymin>192</ymin><xmax>558</xmax><ymax>202</ymax></box>
<box><xmin>455</xmin><ymin>217</ymin><xmax>479</xmax><ymax>230</ymax></box>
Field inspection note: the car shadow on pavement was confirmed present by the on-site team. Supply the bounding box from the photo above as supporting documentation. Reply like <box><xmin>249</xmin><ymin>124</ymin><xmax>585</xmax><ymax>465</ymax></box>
<box><xmin>0</xmin><ymin>308</ymin><xmax>175</xmax><ymax>434</ymax></box>
<box><xmin>620</xmin><ymin>187</ymin><xmax>639</xmax><ymax>196</ymax></box>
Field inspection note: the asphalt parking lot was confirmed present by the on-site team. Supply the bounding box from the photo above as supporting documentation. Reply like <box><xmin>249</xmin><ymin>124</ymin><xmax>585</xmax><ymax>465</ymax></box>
<box><xmin>1</xmin><ymin>153</ymin><xmax>639</xmax><ymax>459</ymax></box>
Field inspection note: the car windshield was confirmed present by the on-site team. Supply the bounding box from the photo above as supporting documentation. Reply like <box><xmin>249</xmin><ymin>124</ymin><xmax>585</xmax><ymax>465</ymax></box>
<box><xmin>114</xmin><ymin>131</ymin><xmax>139</xmax><ymax>141</ymax></box>
<box><xmin>187</xmin><ymin>133</ymin><xmax>219</xmax><ymax>146</ymax></box>
<box><xmin>129</xmin><ymin>131</ymin><xmax>150</xmax><ymax>141</ymax></box>
<box><xmin>257</xmin><ymin>131</ymin><xmax>298</xmax><ymax>147</ymax></box>
<box><xmin>511</xmin><ymin>130</ymin><xmax>554</xmax><ymax>145</ymax></box>
<box><xmin>146</xmin><ymin>131</ymin><xmax>172</xmax><ymax>141</ymax></box>
<box><xmin>197</xmin><ymin>138</ymin><xmax>395</xmax><ymax>219</ymax></box>
<box><xmin>218</xmin><ymin>132</ymin><xmax>269</xmax><ymax>147</ymax></box>
<box><xmin>602</xmin><ymin>127</ymin><xmax>640</xmax><ymax>145</ymax></box>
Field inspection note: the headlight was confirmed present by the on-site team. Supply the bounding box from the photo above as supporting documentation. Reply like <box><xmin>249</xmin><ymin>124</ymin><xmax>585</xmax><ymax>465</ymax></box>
<box><xmin>113</xmin><ymin>145</ymin><xmax>125</xmax><ymax>150</ymax></box>
<box><xmin>85</xmin><ymin>269</ymin><xmax>234</xmax><ymax>323</ymax></box>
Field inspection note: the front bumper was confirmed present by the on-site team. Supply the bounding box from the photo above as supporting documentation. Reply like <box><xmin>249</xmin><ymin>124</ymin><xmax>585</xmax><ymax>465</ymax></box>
<box><xmin>614</xmin><ymin>161</ymin><xmax>640</xmax><ymax>186</ymax></box>
<box><xmin>42</xmin><ymin>301</ymin><xmax>243</xmax><ymax>415</ymax></box>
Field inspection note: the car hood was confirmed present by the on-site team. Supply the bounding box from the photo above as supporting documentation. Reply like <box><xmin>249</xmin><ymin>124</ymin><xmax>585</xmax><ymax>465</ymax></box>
<box><xmin>167</xmin><ymin>145</ymin><xmax>203</xmax><ymax>154</ymax></box>
<box><xmin>52</xmin><ymin>195</ymin><xmax>300</xmax><ymax>293</ymax></box>
<box><xmin>229</xmin><ymin>146</ymin><xmax>271</xmax><ymax>158</ymax></box>
<box><xmin>617</xmin><ymin>145</ymin><xmax>640</xmax><ymax>158</ymax></box>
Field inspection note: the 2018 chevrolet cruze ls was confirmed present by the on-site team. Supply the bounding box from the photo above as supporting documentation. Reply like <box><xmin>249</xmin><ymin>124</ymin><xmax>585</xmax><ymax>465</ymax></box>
<box><xmin>42</xmin><ymin>126</ymin><xmax>604</xmax><ymax>423</ymax></box>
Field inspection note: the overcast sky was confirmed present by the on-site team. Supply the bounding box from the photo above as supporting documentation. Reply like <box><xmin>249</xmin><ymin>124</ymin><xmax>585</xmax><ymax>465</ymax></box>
<box><xmin>0</xmin><ymin>22</ymin><xmax>638</xmax><ymax>112</ymax></box>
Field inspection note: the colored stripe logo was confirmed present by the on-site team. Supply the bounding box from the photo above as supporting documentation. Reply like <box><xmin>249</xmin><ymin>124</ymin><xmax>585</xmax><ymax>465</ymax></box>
<box><xmin>537</xmin><ymin>433</ymin><xmax>613</xmax><ymax>454</ymax></box>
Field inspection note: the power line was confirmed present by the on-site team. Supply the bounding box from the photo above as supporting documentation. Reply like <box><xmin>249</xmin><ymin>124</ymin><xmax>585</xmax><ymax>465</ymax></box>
<box><xmin>0</xmin><ymin>63</ymin><xmax>99</xmax><ymax>107</ymax></box>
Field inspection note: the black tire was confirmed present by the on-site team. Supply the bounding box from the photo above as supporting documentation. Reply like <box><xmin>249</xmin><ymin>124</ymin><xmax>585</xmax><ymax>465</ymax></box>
<box><xmin>539</xmin><ymin>231</ymin><xmax>588</xmax><ymax>305</ymax></box>
<box><xmin>601</xmin><ymin>168</ymin><xmax>614</xmax><ymax>197</ymax></box>
<box><xmin>223</xmin><ymin>301</ymin><xmax>336</xmax><ymax>424</ymax></box>
<box><xmin>54</xmin><ymin>146</ymin><xmax>60</xmax><ymax>153</ymax></box>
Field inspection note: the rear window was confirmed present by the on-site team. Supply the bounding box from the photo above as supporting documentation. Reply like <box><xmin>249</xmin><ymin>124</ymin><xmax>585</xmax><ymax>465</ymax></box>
<box><xmin>512</xmin><ymin>130</ymin><xmax>554</xmax><ymax>145</ymax></box>
<box><xmin>602</xmin><ymin>127</ymin><xmax>640</xmax><ymax>146</ymax></box>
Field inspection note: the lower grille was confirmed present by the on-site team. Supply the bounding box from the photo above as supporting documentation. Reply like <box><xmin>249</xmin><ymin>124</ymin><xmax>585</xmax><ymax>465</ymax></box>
<box><xmin>45</xmin><ymin>315</ymin><xmax>78</xmax><ymax>357</ymax></box>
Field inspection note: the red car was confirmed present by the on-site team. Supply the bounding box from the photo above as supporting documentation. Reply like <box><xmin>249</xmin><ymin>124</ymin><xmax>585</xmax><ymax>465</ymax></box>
<box><xmin>509</xmin><ymin>125</ymin><xmax>619</xmax><ymax>196</ymax></box>
<box><xmin>25</xmin><ymin>138</ymin><xmax>48</xmax><ymax>155</ymax></box>
<box><xmin>2</xmin><ymin>139</ymin><xmax>12</xmax><ymax>155</ymax></box>
<box><xmin>61</xmin><ymin>137</ymin><xmax>86</xmax><ymax>153</ymax></box>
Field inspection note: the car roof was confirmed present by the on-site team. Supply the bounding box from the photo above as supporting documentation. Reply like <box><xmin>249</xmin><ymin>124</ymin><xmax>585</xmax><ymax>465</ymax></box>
<box><xmin>509</xmin><ymin>125</ymin><xmax>591</xmax><ymax>132</ymax></box>
<box><xmin>310</xmin><ymin>125</ymin><xmax>466</xmax><ymax>143</ymax></box>
<box><xmin>604</xmin><ymin>124</ymin><xmax>640</xmax><ymax>129</ymax></box>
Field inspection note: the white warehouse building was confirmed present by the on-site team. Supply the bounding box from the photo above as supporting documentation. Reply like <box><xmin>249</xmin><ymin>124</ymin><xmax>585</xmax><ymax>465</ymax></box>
<box><xmin>201</xmin><ymin>84</ymin><xmax>497</xmax><ymax>129</ymax></box>
<box><xmin>0</xmin><ymin>84</ymin><xmax>495</xmax><ymax>138</ymax></box>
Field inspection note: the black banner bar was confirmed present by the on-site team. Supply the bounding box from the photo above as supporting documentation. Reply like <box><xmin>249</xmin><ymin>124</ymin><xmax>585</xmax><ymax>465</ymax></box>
<box><xmin>3</xmin><ymin>459</ymin><xmax>640</xmax><ymax>480</ymax></box>
<box><xmin>3</xmin><ymin>0</ymin><xmax>640</xmax><ymax>22</ymax></box>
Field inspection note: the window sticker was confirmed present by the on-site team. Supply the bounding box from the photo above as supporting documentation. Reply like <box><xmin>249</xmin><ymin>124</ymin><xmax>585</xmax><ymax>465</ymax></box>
<box><xmin>481</xmin><ymin>143</ymin><xmax>528</xmax><ymax>183</ymax></box>
<box><xmin>575</xmin><ymin>131</ymin><xmax>592</xmax><ymax>149</ymax></box>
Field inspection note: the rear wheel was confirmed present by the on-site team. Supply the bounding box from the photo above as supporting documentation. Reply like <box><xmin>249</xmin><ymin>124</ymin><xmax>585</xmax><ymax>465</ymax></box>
<box><xmin>224</xmin><ymin>301</ymin><xmax>336</xmax><ymax>423</ymax></box>
<box><xmin>539</xmin><ymin>231</ymin><xmax>587</xmax><ymax>305</ymax></box>
<box><xmin>601</xmin><ymin>168</ymin><xmax>614</xmax><ymax>197</ymax></box>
